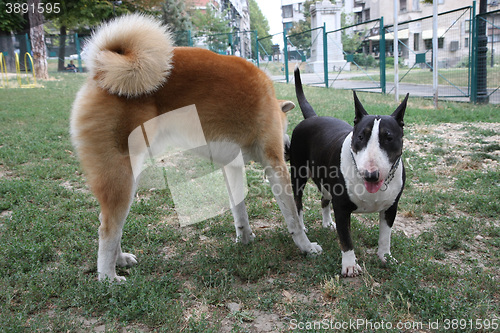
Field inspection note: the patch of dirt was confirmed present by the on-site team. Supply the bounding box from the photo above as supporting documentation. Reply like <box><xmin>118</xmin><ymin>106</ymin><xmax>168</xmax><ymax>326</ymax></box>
<box><xmin>392</xmin><ymin>213</ymin><xmax>436</xmax><ymax>238</ymax></box>
<box><xmin>59</xmin><ymin>180</ymin><xmax>90</xmax><ymax>194</ymax></box>
<box><xmin>405</xmin><ymin>122</ymin><xmax>500</xmax><ymax>174</ymax></box>
<box><xmin>220</xmin><ymin>309</ymin><xmax>285</xmax><ymax>333</ymax></box>
<box><xmin>432</xmin><ymin>231</ymin><xmax>499</xmax><ymax>280</ymax></box>
<box><xmin>0</xmin><ymin>165</ymin><xmax>15</xmax><ymax>179</ymax></box>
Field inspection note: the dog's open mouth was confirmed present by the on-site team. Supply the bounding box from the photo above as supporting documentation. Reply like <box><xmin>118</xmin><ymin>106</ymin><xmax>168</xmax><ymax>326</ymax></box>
<box><xmin>364</xmin><ymin>179</ymin><xmax>384</xmax><ymax>193</ymax></box>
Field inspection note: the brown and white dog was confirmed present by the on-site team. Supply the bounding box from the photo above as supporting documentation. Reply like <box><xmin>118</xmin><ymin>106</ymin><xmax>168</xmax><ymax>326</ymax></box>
<box><xmin>70</xmin><ymin>14</ymin><xmax>321</xmax><ymax>281</ymax></box>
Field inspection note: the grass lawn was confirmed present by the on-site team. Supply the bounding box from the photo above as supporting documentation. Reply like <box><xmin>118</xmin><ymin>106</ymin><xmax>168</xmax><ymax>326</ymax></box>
<box><xmin>0</xmin><ymin>72</ymin><xmax>499</xmax><ymax>332</ymax></box>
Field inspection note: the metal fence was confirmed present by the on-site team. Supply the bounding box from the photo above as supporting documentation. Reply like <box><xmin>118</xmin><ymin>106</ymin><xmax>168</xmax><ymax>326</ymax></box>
<box><xmin>1</xmin><ymin>6</ymin><xmax>499</xmax><ymax>103</ymax></box>
<box><xmin>385</xmin><ymin>6</ymin><xmax>474</xmax><ymax>101</ymax></box>
<box><xmin>327</xmin><ymin>18</ymin><xmax>385</xmax><ymax>92</ymax></box>
<box><xmin>473</xmin><ymin>9</ymin><xmax>500</xmax><ymax>103</ymax></box>
<box><xmin>260</xmin><ymin>4</ymin><xmax>498</xmax><ymax>104</ymax></box>
<box><xmin>257</xmin><ymin>32</ymin><xmax>287</xmax><ymax>82</ymax></box>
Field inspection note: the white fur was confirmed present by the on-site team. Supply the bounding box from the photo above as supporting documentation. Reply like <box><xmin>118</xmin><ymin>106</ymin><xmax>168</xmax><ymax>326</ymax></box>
<box><xmin>341</xmin><ymin>250</ymin><xmax>362</xmax><ymax>277</ymax></box>
<box><xmin>265</xmin><ymin>167</ymin><xmax>322</xmax><ymax>254</ymax></box>
<box><xmin>352</xmin><ymin>119</ymin><xmax>391</xmax><ymax>181</ymax></box>
<box><xmin>340</xmin><ymin>132</ymin><xmax>404</xmax><ymax>213</ymax></box>
<box><xmin>321</xmin><ymin>205</ymin><xmax>335</xmax><ymax>229</ymax></box>
<box><xmin>84</xmin><ymin>14</ymin><xmax>174</xmax><ymax>97</ymax></box>
<box><xmin>377</xmin><ymin>212</ymin><xmax>392</xmax><ymax>262</ymax></box>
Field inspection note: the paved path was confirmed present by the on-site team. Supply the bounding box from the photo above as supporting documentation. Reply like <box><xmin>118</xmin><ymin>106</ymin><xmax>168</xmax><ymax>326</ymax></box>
<box><xmin>270</xmin><ymin>72</ymin><xmax>499</xmax><ymax>104</ymax></box>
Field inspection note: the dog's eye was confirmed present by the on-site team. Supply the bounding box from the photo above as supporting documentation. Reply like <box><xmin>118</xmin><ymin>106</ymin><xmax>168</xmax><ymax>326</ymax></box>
<box><xmin>358</xmin><ymin>134</ymin><xmax>364</xmax><ymax>141</ymax></box>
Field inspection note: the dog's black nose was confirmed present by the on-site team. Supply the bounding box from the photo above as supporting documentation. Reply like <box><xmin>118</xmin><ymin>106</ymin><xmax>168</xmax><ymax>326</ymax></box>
<box><xmin>364</xmin><ymin>170</ymin><xmax>380</xmax><ymax>183</ymax></box>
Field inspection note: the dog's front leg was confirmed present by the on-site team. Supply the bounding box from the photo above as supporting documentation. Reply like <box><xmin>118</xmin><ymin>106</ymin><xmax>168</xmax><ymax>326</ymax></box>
<box><xmin>265</xmin><ymin>162</ymin><xmax>322</xmax><ymax>255</ymax></box>
<box><xmin>334</xmin><ymin>209</ymin><xmax>362</xmax><ymax>277</ymax></box>
<box><xmin>378</xmin><ymin>204</ymin><xmax>398</xmax><ymax>263</ymax></box>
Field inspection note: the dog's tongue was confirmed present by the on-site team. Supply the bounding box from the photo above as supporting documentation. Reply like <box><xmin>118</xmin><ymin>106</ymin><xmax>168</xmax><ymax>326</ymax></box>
<box><xmin>364</xmin><ymin>180</ymin><xmax>384</xmax><ymax>193</ymax></box>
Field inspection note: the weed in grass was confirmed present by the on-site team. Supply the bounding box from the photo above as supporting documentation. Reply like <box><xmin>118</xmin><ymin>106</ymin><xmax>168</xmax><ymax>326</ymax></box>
<box><xmin>321</xmin><ymin>275</ymin><xmax>343</xmax><ymax>299</ymax></box>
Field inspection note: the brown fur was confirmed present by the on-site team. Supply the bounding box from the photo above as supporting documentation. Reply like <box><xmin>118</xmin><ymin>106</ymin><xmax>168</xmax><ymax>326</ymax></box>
<box><xmin>71</xmin><ymin>15</ymin><xmax>320</xmax><ymax>281</ymax></box>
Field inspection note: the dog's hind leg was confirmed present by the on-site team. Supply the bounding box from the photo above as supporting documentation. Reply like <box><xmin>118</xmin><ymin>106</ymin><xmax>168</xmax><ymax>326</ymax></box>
<box><xmin>321</xmin><ymin>198</ymin><xmax>335</xmax><ymax>230</ymax></box>
<box><xmin>290</xmin><ymin>163</ymin><xmax>309</xmax><ymax>230</ymax></box>
<box><xmin>90</xmin><ymin>155</ymin><xmax>137</xmax><ymax>282</ymax></box>
<box><xmin>263</xmin><ymin>155</ymin><xmax>322</xmax><ymax>255</ymax></box>
<box><xmin>223</xmin><ymin>162</ymin><xmax>255</xmax><ymax>244</ymax></box>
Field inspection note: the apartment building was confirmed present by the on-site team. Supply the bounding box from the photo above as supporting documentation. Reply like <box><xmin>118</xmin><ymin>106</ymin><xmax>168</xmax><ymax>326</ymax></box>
<box><xmin>282</xmin><ymin>0</ymin><xmax>500</xmax><ymax>68</ymax></box>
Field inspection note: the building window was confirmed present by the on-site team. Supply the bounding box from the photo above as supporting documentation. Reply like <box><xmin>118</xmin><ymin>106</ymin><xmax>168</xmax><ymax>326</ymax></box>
<box><xmin>465</xmin><ymin>37</ymin><xmax>469</xmax><ymax>47</ymax></box>
<box><xmin>283</xmin><ymin>5</ymin><xmax>293</xmax><ymax>19</ymax></box>
<box><xmin>424</xmin><ymin>37</ymin><xmax>444</xmax><ymax>50</ymax></box>
<box><xmin>400</xmin><ymin>0</ymin><xmax>407</xmax><ymax>12</ymax></box>
<box><xmin>465</xmin><ymin>20</ymin><xmax>471</xmax><ymax>33</ymax></box>
<box><xmin>364</xmin><ymin>8</ymin><xmax>370</xmax><ymax>21</ymax></box>
<box><xmin>414</xmin><ymin>33</ymin><xmax>420</xmax><ymax>51</ymax></box>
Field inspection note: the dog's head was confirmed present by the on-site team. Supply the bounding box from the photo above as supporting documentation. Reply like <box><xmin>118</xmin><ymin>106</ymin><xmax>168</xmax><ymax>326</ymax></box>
<box><xmin>350</xmin><ymin>91</ymin><xmax>408</xmax><ymax>193</ymax></box>
<box><xmin>278</xmin><ymin>100</ymin><xmax>295</xmax><ymax>161</ymax></box>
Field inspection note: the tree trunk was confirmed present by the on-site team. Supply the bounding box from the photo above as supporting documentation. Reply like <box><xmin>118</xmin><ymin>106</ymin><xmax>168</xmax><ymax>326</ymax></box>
<box><xmin>28</xmin><ymin>0</ymin><xmax>49</xmax><ymax>79</ymax></box>
<box><xmin>58</xmin><ymin>25</ymin><xmax>67</xmax><ymax>72</ymax></box>
<box><xmin>0</xmin><ymin>31</ymin><xmax>16</xmax><ymax>72</ymax></box>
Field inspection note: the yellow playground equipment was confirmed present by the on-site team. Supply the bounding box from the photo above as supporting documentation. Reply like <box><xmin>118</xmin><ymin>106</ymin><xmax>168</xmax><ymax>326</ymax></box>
<box><xmin>0</xmin><ymin>51</ymin><xmax>38</xmax><ymax>88</ymax></box>
<box><xmin>16</xmin><ymin>52</ymin><xmax>37</xmax><ymax>88</ymax></box>
<box><xmin>0</xmin><ymin>52</ymin><xmax>7</xmax><ymax>88</ymax></box>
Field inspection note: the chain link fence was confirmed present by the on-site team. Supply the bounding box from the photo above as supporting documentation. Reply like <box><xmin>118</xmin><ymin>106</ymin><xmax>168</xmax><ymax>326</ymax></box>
<box><xmin>257</xmin><ymin>32</ymin><xmax>286</xmax><ymax>82</ymax></box>
<box><xmin>385</xmin><ymin>6</ymin><xmax>473</xmax><ymax>100</ymax></box>
<box><xmin>1</xmin><ymin>8</ymin><xmax>498</xmax><ymax>104</ymax></box>
<box><xmin>327</xmin><ymin>18</ymin><xmax>385</xmax><ymax>92</ymax></box>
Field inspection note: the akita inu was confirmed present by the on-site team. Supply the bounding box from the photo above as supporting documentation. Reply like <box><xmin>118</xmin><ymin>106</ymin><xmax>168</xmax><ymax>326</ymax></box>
<box><xmin>70</xmin><ymin>14</ymin><xmax>321</xmax><ymax>281</ymax></box>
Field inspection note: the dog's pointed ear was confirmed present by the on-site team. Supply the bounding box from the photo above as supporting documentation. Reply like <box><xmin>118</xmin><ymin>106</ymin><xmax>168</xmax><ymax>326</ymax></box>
<box><xmin>391</xmin><ymin>93</ymin><xmax>409</xmax><ymax>127</ymax></box>
<box><xmin>353</xmin><ymin>90</ymin><xmax>368</xmax><ymax>125</ymax></box>
<box><xmin>279</xmin><ymin>100</ymin><xmax>295</xmax><ymax>113</ymax></box>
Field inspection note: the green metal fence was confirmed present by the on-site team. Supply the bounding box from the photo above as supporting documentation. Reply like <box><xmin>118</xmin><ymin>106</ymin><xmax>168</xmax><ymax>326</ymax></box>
<box><xmin>256</xmin><ymin>32</ymin><xmax>287</xmax><ymax>82</ymax></box>
<box><xmin>257</xmin><ymin>3</ymin><xmax>496</xmax><ymax>104</ymax></box>
<box><xmin>286</xmin><ymin>25</ymin><xmax>327</xmax><ymax>86</ymax></box>
<box><xmin>326</xmin><ymin>18</ymin><xmax>386</xmax><ymax>92</ymax></box>
<box><xmin>473</xmin><ymin>9</ymin><xmax>500</xmax><ymax>104</ymax></box>
<box><xmin>1</xmin><ymin>7</ymin><xmax>499</xmax><ymax>104</ymax></box>
<box><xmin>385</xmin><ymin>6</ymin><xmax>474</xmax><ymax>100</ymax></box>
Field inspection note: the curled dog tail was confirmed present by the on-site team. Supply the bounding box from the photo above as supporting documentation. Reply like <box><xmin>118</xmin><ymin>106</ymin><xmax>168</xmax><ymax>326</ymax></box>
<box><xmin>84</xmin><ymin>14</ymin><xmax>174</xmax><ymax>97</ymax></box>
<box><xmin>294</xmin><ymin>67</ymin><xmax>317</xmax><ymax>119</ymax></box>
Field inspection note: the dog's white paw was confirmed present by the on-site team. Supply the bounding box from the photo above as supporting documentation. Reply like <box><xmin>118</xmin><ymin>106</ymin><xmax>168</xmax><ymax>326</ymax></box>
<box><xmin>342</xmin><ymin>264</ymin><xmax>362</xmax><ymax>277</ymax></box>
<box><xmin>114</xmin><ymin>275</ymin><xmax>127</xmax><ymax>283</ymax></box>
<box><xmin>322</xmin><ymin>208</ymin><xmax>335</xmax><ymax>229</ymax></box>
<box><xmin>308</xmin><ymin>242</ymin><xmax>323</xmax><ymax>255</ymax></box>
<box><xmin>341</xmin><ymin>250</ymin><xmax>362</xmax><ymax>277</ymax></box>
<box><xmin>322</xmin><ymin>220</ymin><xmax>336</xmax><ymax>230</ymax></box>
<box><xmin>236</xmin><ymin>232</ymin><xmax>256</xmax><ymax>245</ymax></box>
<box><xmin>378</xmin><ymin>251</ymin><xmax>398</xmax><ymax>265</ymax></box>
<box><xmin>116</xmin><ymin>252</ymin><xmax>138</xmax><ymax>267</ymax></box>
<box><xmin>293</xmin><ymin>232</ymin><xmax>323</xmax><ymax>255</ymax></box>
<box><xmin>98</xmin><ymin>272</ymin><xmax>127</xmax><ymax>283</ymax></box>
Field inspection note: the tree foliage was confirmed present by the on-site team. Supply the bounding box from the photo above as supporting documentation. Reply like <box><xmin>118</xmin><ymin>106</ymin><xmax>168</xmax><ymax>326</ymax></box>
<box><xmin>162</xmin><ymin>0</ymin><xmax>192</xmax><ymax>46</ymax></box>
<box><xmin>287</xmin><ymin>0</ymin><xmax>315</xmax><ymax>55</ymax></box>
<box><xmin>0</xmin><ymin>0</ymin><xmax>26</xmax><ymax>32</ymax></box>
<box><xmin>341</xmin><ymin>12</ymin><xmax>365</xmax><ymax>54</ymax></box>
<box><xmin>248</xmin><ymin>0</ymin><xmax>271</xmax><ymax>57</ymax></box>
<box><xmin>191</xmin><ymin>5</ymin><xmax>231</xmax><ymax>53</ymax></box>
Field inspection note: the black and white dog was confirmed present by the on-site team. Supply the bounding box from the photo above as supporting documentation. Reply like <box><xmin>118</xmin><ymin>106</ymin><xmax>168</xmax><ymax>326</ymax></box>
<box><xmin>289</xmin><ymin>68</ymin><xmax>408</xmax><ymax>277</ymax></box>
